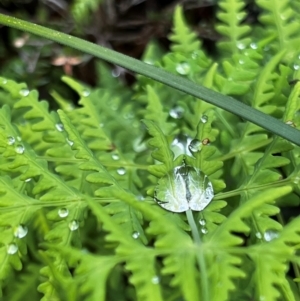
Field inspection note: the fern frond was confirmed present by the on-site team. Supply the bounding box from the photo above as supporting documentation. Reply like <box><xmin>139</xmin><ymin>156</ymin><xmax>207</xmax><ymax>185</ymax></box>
<box><xmin>216</xmin><ymin>0</ymin><xmax>251</xmax><ymax>53</ymax></box>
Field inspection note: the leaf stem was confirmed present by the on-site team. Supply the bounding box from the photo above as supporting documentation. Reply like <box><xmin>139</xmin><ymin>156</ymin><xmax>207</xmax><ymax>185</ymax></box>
<box><xmin>186</xmin><ymin>209</ymin><xmax>210</xmax><ymax>301</ymax></box>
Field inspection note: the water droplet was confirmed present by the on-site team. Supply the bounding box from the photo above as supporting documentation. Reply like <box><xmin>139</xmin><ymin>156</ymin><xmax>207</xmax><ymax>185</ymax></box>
<box><xmin>15</xmin><ymin>144</ymin><xmax>25</xmax><ymax>154</ymax></box>
<box><xmin>82</xmin><ymin>89</ymin><xmax>90</xmax><ymax>97</ymax></box>
<box><xmin>55</xmin><ymin>123</ymin><xmax>64</xmax><ymax>132</ymax></box>
<box><xmin>259</xmin><ymin>296</ymin><xmax>266</xmax><ymax>301</ymax></box>
<box><xmin>169</xmin><ymin>106</ymin><xmax>184</xmax><ymax>119</ymax></box>
<box><xmin>171</xmin><ymin>134</ymin><xmax>192</xmax><ymax>158</ymax></box>
<box><xmin>285</xmin><ymin>120</ymin><xmax>295</xmax><ymax>127</ymax></box>
<box><xmin>7</xmin><ymin>136</ymin><xmax>15</xmax><ymax>145</ymax></box>
<box><xmin>236</xmin><ymin>42</ymin><xmax>246</xmax><ymax>50</ymax></box>
<box><xmin>294</xmin><ymin>64</ymin><xmax>300</xmax><ymax>70</ymax></box>
<box><xmin>201</xmin><ymin>115</ymin><xmax>208</xmax><ymax>123</ymax></box>
<box><xmin>201</xmin><ymin>227</ymin><xmax>208</xmax><ymax>234</ymax></box>
<box><xmin>58</xmin><ymin>208</ymin><xmax>69</xmax><ymax>218</ymax></box>
<box><xmin>191</xmin><ymin>51</ymin><xmax>198</xmax><ymax>59</ymax></box>
<box><xmin>7</xmin><ymin>243</ymin><xmax>18</xmax><ymax>254</ymax></box>
<box><xmin>66</xmin><ymin>138</ymin><xmax>74</xmax><ymax>146</ymax></box>
<box><xmin>117</xmin><ymin>167</ymin><xmax>126</xmax><ymax>175</ymax></box>
<box><xmin>264</xmin><ymin>230</ymin><xmax>279</xmax><ymax>242</ymax></box>
<box><xmin>24</xmin><ymin>178</ymin><xmax>32</xmax><ymax>182</ymax></box>
<box><xmin>144</xmin><ymin>59</ymin><xmax>154</xmax><ymax>65</ymax></box>
<box><xmin>250</xmin><ymin>42</ymin><xmax>258</xmax><ymax>49</ymax></box>
<box><xmin>151</xmin><ymin>276</ymin><xmax>160</xmax><ymax>284</ymax></box>
<box><xmin>112</xmin><ymin>68</ymin><xmax>121</xmax><ymax>77</ymax></box>
<box><xmin>188</xmin><ymin>139</ymin><xmax>202</xmax><ymax>153</ymax></box>
<box><xmin>132</xmin><ymin>231</ymin><xmax>140</xmax><ymax>239</ymax></box>
<box><xmin>155</xmin><ymin>163</ymin><xmax>214</xmax><ymax>212</ymax></box>
<box><xmin>199</xmin><ymin>219</ymin><xmax>206</xmax><ymax>226</ymax></box>
<box><xmin>176</xmin><ymin>62</ymin><xmax>191</xmax><ymax>75</ymax></box>
<box><xmin>112</xmin><ymin>154</ymin><xmax>119</xmax><ymax>160</ymax></box>
<box><xmin>19</xmin><ymin>89</ymin><xmax>29</xmax><ymax>97</ymax></box>
<box><xmin>2</xmin><ymin>79</ymin><xmax>7</xmax><ymax>84</ymax></box>
<box><xmin>14</xmin><ymin>224</ymin><xmax>28</xmax><ymax>238</ymax></box>
<box><xmin>69</xmin><ymin>220</ymin><xmax>79</xmax><ymax>231</ymax></box>
<box><xmin>255</xmin><ymin>232</ymin><xmax>262</xmax><ymax>239</ymax></box>
<box><xmin>238</xmin><ymin>59</ymin><xmax>245</xmax><ymax>65</ymax></box>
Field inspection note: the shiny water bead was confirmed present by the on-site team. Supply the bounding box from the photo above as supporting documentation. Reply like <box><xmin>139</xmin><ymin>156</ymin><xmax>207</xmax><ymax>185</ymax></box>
<box><xmin>14</xmin><ymin>224</ymin><xmax>28</xmax><ymax>238</ymax></box>
<box><xmin>176</xmin><ymin>62</ymin><xmax>191</xmax><ymax>75</ymax></box>
<box><xmin>112</xmin><ymin>154</ymin><xmax>119</xmax><ymax>160</ymax></box>
<box><xmin>264</xmin><ymin>230</ymin><xmax>279</xmax><ymax>242</ymax></box>
<box><xmin>201</xmin><ymin>115</ymin><xmax>208</xmax><ymax>123</ymax></box>
<box><xmin>7</xmin><ymin>136</ymin><xmax>15</xmax><ymax>145</ymax></box>
<box><xmin>19</xmin><ymin>88</ymin><xmax>29</xmax><ymax>97</ymax></box>
<box><xmin>169</xmin><ymin>106</ymin><xmax>184</xmax><ymax>119</ymax></box>
<box><xmin>132</xmin><ymin>231</ymin><xmax>140</xmax><ymax>239</ymax></box>
<box><xmin>55</xmin><ymin>123</ymin><xmax>64</xmax><ymax>132</ymax></box>
<box><xmin>199</xmin><ymin>219</ymin><xmax>206</xmax><ymax>226</ymax></box>
<box><xmin>188</xmin><ymin>139</ymin><xmax>202</xmax><ymax>153</ymax></box>
<box><xmin>151</xmin><ymin>276</ymin><xmax>160</xmax><ymax>284</ymax></box>
<box><xmin>82</xmin><ymin>89</ymin><xmax>90</xmax><ymax>97</ymax></box>
<box><xmin>69</xmin><ymin>220</ymin><xmax>79</xmax><ymax>231</ymax></box>
<box><xmin>7</xmin><ymin>243</ymin><xmax>18</xmax><ymax>254</ymax></box>
<box><xmin>58</xmin><ymin>208</ymin><xmax>69</xmax><ymax>218</ymax></box>
<box><xmin>155</xmin><ymin>163</ymin><xmax>214</xmax><ymax>213</ymax></box>
<box><xmin>117</xmin><ymin>167</ymin><xmax>126</xmax><ymax>175</ymax></box>
<box><xmin>201</xmin><ymin>227</ymin><xmax>208</xmax><ymax>234</ymax></box>
<box><xmin>15</xmin><ymin>144</ymin><xmax>25</xmax><ymax>154</ymax></box>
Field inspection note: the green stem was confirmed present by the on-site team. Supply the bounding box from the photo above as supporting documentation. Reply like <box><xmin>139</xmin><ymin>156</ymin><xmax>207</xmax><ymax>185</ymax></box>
<box><xmin>0</xmin><ymin>14</ymin><xmax>299</xmax><ymax>145</ymax></box>
<box><xmin>186</xmin><ymin>209</ymin><xmax>209</xmax><ymax>301</ymax></box>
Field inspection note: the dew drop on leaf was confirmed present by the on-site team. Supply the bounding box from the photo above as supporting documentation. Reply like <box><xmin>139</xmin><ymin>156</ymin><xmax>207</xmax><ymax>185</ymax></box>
<box><xmin>169</xmin><ymin>106</ymin><xmax>184</xmax><ymax>119</ymax></box>
<box><xmin>117</xmin><ymin>167</ymin><xmax>126</xmax><ymax>175</ymax></box>
<box><xmin>199</xmin><ymin>219</ymin><xmax>206</xmax><ymax>226</ymax></box>
<box><xmin>55</xmin><ymin>123</ymin><xmax>64</xmax><ymax>132</ymax></box>
<box><xmin>255</xmin><ymin>232</ymin><xmax>262</xmax><ymax>239</ymax></box>
<box><xmin>7</xmin><ymin>243</ymin><xmax>18</xmax><ymax>254</ymax></box>
<box><xmin>236</xmin><ymin>42</ymin><xmax>246</xmax><ymax>50</ymax></box>
<box><xmin>7</xmin><ymin>136</ymin><xmax>15</xmax><ymax>145</ymax></box>
<box><xmin>25</xmin><ymin>178</ymin><xmax>32</xmax><ymax>182</ymax></box>
<box><xmin>201</xmin><ymin>227</ymin><xmax>208</xmax><ymax>234</ymax></box>
<box><xmin>294</xmin><ymin>64</ymin><xmax>300</xmax><ymax>70</ymax></box>
<box><xmin>19</xmin><ymin>88</ymin><xmax>29</xmax><ymax>97</ymax></box>
<box><xmin>176</xmin><ymin>62</ymin><xmax>190</xmax><ymax>75</ymax></box>
<box><xmin>14</xmin><ymin>224</ymin><xmax>28</xmax><ymax>238</ymax></box>
<box><xmin>250</xmin><ymin>42</ymin><xmax>258</xmax><ymax>49</ymax></box>
<box><xmin>132</xmin><ymin>231</ymin><xmax>140</xmax><ymax>239</ymax></box>
<box><xmin>112</xmin><ymin>154</ymin><xmax>119</xmax><ymax>161</ymax></box>
<box><xmin>201</xmin><ymin>115</ymin><xmax>208</xmax><ymax>123</ymax></box>
<box><xmin>188</xmin><ymin>139</ymin><xmax>202</xmax><ymax>153</ymax></box>
<box><xmin>82</xmin><ymin>89</ymin><xmax>90</xmax><ymax>97</ymax></box>
<box><xmin>15</xmin><ymin>144</ymin><xmax>25</xmax><ymax>154</ymax></box>
<box><xmin>151</xmin><ymin>276</ymin><xmax>160</xmax><ymax>284</ymax></box>
<box><xmin>263</xmin><ymin>230</ymin><xmax>279</xmax><ymax>242</ymax></box>
<box><xmin>66</xmin><ymin>138</ymin><xmax>74</xmax><ymax>146</ymax></box>
<box><xmin>155</xmin><ymin>163</ymin><xmax>214</xmax><ymax>212</ymax></box>
<box><xmin>69</xmin><ymin>220</ymin><xmax>79</xmax><ymax>231</ymax></box>
<box><xmin>58</xmin><ymin>208</ymin><xmax>69</xmax><ymax>218</ymax></box>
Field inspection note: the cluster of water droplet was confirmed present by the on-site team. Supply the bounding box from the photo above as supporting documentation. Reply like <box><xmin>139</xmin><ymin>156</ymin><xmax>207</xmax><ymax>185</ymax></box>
<box><xmin>6</xmin><ymin>135</ymin><xmax>25</xmax><ymax>154</ymax></box>
<box><xmin>255</xmin><ymin>230</ymin><xmax>279</xmax><ymax>242</ymax></box>
<box><xmin>199</xmin><ymin>219</ymin><xmax>208</xmax><ymax>234</ymax></box>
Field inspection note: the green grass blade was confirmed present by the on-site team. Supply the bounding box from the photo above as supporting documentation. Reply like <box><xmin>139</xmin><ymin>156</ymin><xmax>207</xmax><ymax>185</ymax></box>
<box><xmin>0</xmin><ymin>13</ymin><xmax>299</xmax><ymax>145</ymax></box>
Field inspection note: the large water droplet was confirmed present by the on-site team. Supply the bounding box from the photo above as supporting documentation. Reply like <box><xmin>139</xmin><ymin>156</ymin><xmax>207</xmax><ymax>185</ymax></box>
<box><xmin>264</xmin><ymin>230</ymin><xmax>279</xmax><ymax>242</ymax></box>
<box><xmin>171</xmin><ymin>134</ymin><xmax>192</xmax><ymax>159</ymax></box>
<box><xmin>155</xmin><ymin>163</ymin><xmax>214</xmax><ymax>212</ymax></box>
<box><xmin>19</xmin><ymin>89</ymin><xmax>29</xmax><ymax>97</ymax></box>
<box><xmin>24</xmin><ymin>178</ymin><xmax>32</xmax><ymax>182</ymax></box>
<box><xmin>151</xmin><ymin>276</ymin><xmax>160</xmax><ymax>284</ymax></box>
<box><xmin>15</xmin><ymin>144</ymin><xmax>25</xmax><ymax>154</ymax></box>
<box><xmin>199</xmin><ymin>219</ymin><xmax>206</xmax><ymax>226</ymax></box>
<box><xmin>201</xmin><ymin>227</ymin><xmax>208</xmax><ymax>234</ymax></box>
<box><xmin>112</xmin><ymin>154</ymin><xmax>119</xmax><ymax>161</ymax></box>
<box><xmin>117</xmin><ymin>167</ymin><xmax>126</xmax><ymax>175</ymax></box>
<box><xmin>169</xmin><ymin>106</ymin><xmax>184</xmax><ymax>119</ymax></box>
<box><xmin>69</xmin><ymin>220</ymin><xmax>79</xmax><ymax>231</ymax></box>
<box><xmin>58</xmin><ymin>208</ymin><xmax>69</xmax><ymax>218</ymax></box>
<box><xmin>176</xmin><ymin>62</ymin><xmax>191</xmax><ymax>75</ymax></box>
<box><xmin>188</xmin><ymin>139</ymin><xmax>202</xmax><ymax>153</ymax></box>
<box><xmin>201</xmin><ymin>115</ymin><xmax>208</xmax><ymax>123</ymax></box>
<box><xmin>14</xmin><ymin>224</ymin><xmax>28</xmax><ymax>238</ymax></box>
<box><xmin>82</xmin><ymin>89</ymin><xmax>90</xmax><ymax>97</ymax></box>
<box><xmin>7</xmin><ymin>136</ymin><xmax>15</xmax><ymax>145</ymax></box>
<box><xmin>132</xmin><ymin>231</ymin><xmax>140</xmax><ymax>239</ymax></box>
<box><xmin>55</xmin><ymin>123</ymin><xmax>64</xmax><ymax>132</ymax></box>
<box><xmin>7</xmin><ymin>243</ymin><xmax>18</xmax><ymax>254</ymax></box>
